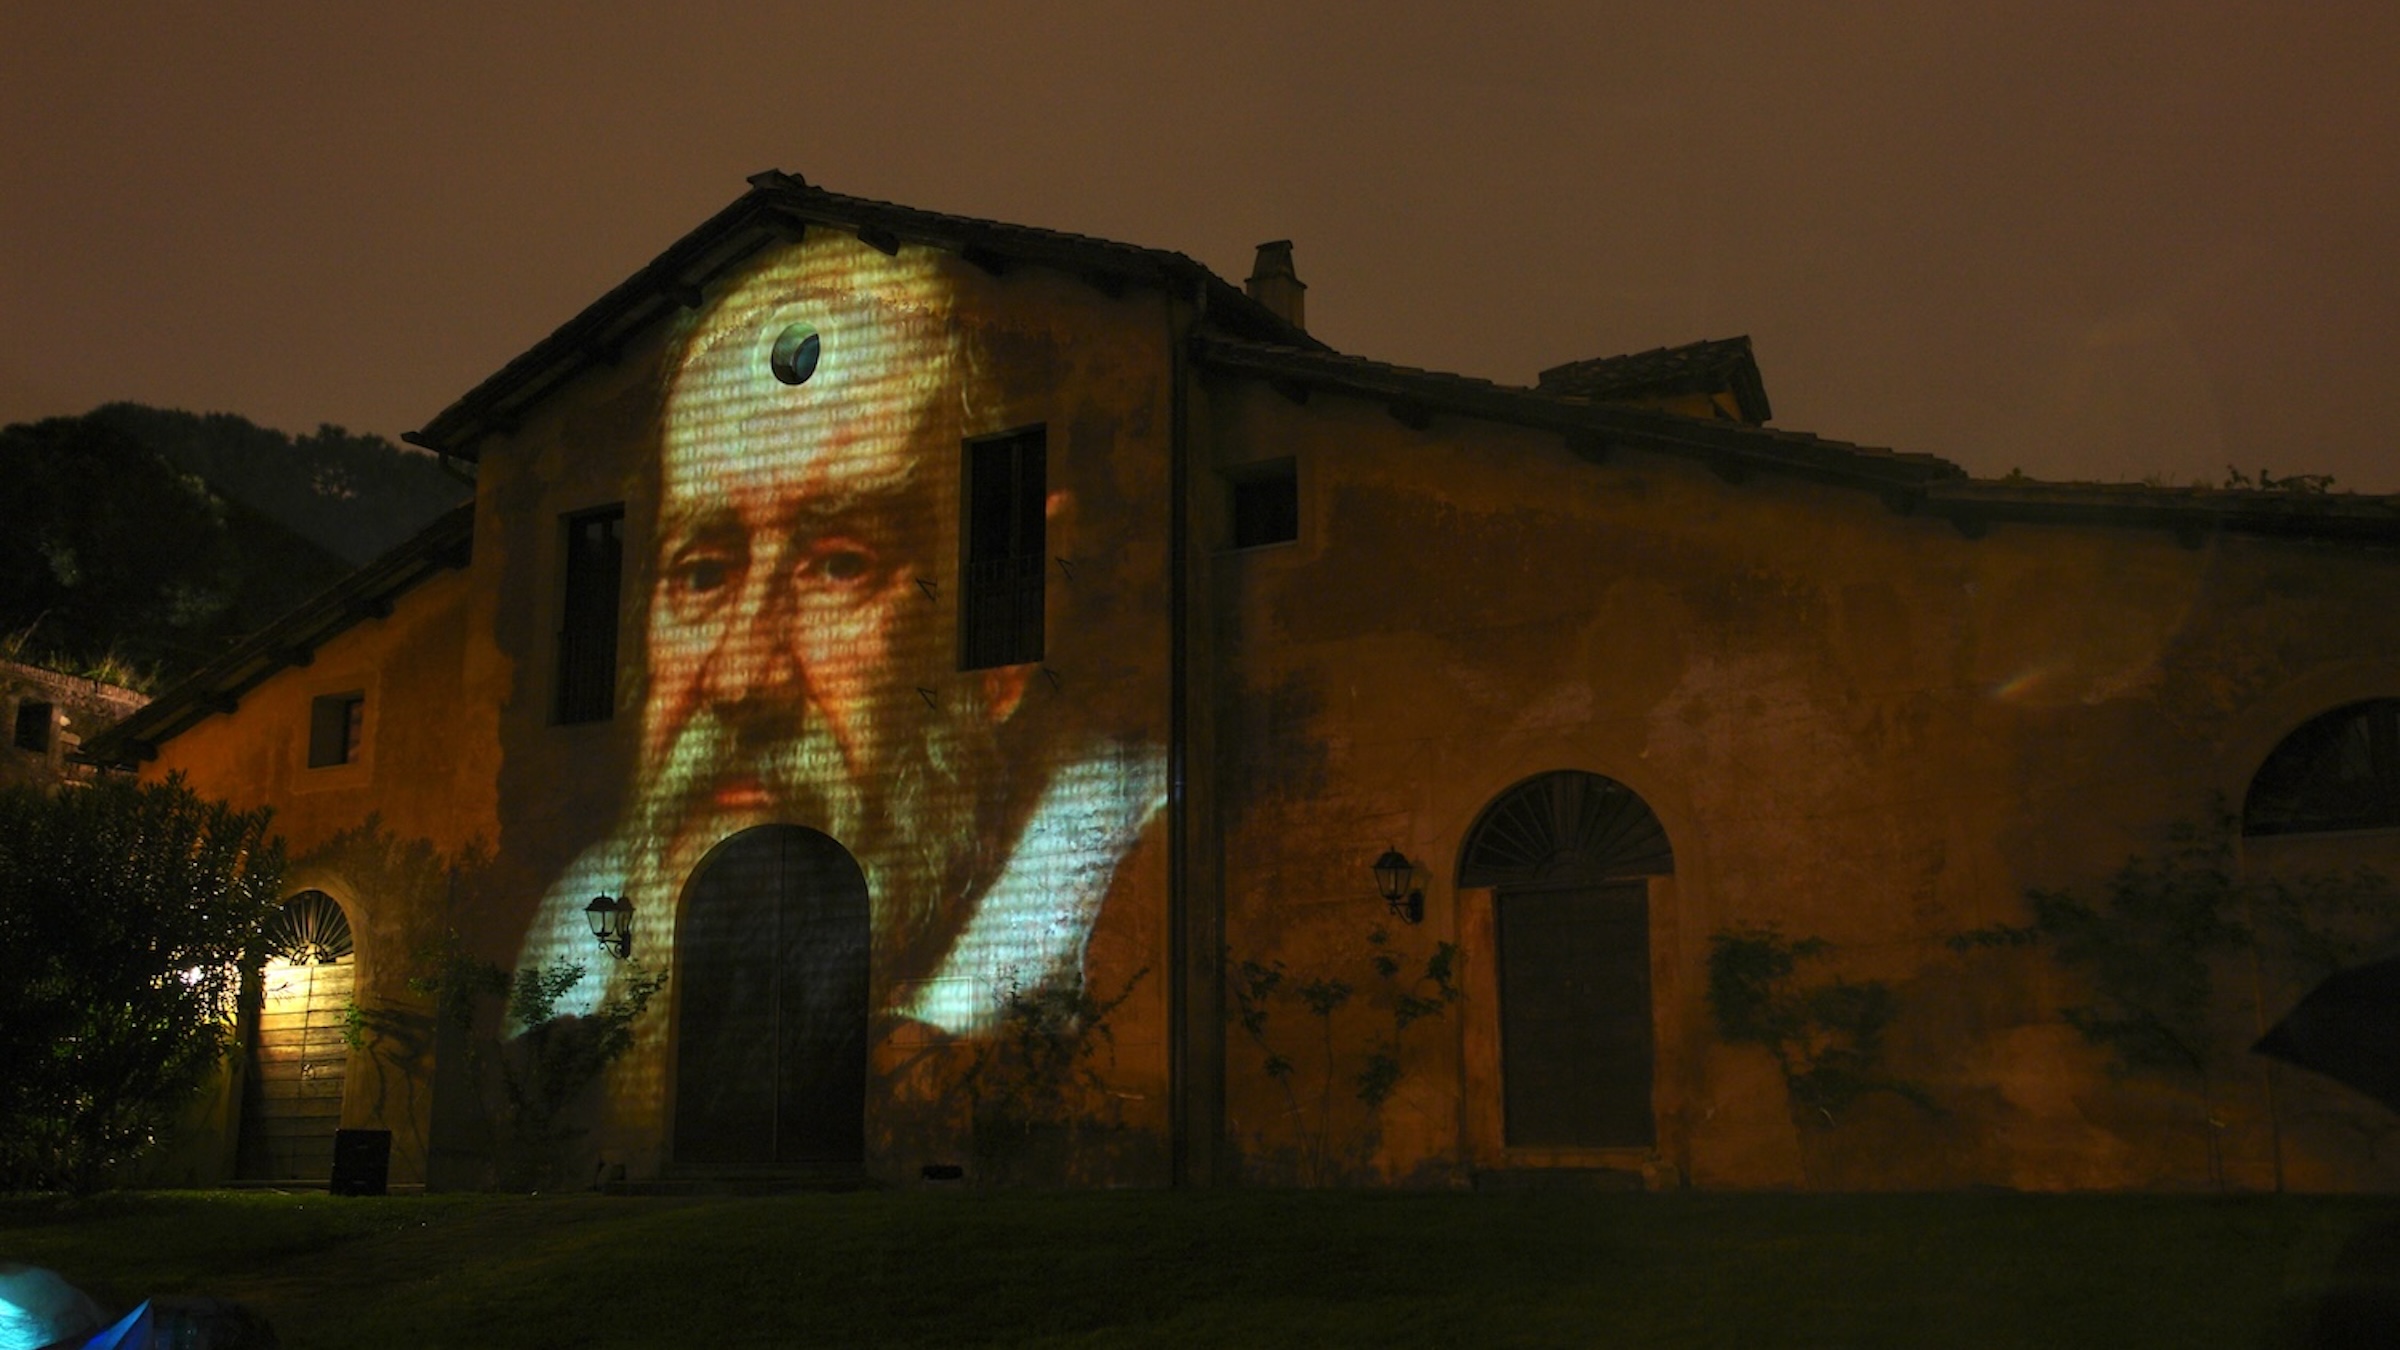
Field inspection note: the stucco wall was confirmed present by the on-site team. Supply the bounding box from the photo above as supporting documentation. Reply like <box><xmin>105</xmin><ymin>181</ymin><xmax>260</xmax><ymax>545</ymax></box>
<box><xmin>1205</xmin><ymin>371</ymin><xmax>2400</xmax><ymax>1191</ymax></box>
<box><xmin>148</xmin><ymin>562</ymin><xmax>492</xmax><ymax>1187</ymax></box>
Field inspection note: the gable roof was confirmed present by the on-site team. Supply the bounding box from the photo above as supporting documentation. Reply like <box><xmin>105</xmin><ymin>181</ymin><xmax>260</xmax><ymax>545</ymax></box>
<box><xmin>1537</xmin><ymin>335</ymin><xmax>1773</xmax><ymax>424</ymax></box>
<box><xmin>404</xmin><ymin>170</ymin><xmax>1323</xmax><ymax>462</ymax></box>
<box><xmin>1195</xmin><ymin>334</ymin><xmax>1960</xmax><ymax>493</ymax></box>
<box><xmin>1193</xmin><ymin>335</ymin><xmax>2400</xmax><ymax>544</ymax></box>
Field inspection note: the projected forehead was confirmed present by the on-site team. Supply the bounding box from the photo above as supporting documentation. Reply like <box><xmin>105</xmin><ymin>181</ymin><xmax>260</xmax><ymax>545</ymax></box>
<box><xmin>662</xmin><ymin>246</ymin><xmax>959</xmax><ymax>509</ymax></box>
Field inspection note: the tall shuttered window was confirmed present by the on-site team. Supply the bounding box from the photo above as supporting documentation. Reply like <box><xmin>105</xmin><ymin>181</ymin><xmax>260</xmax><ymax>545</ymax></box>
<box><xmin>961</xmin><ymin>428</ymin><xmax>1045</xmax><ymax>670</ymax></box>
<box><xmin>556</xmin><ymin>507</ymin><xmax>624</xmax><ymax>724</ymax></box>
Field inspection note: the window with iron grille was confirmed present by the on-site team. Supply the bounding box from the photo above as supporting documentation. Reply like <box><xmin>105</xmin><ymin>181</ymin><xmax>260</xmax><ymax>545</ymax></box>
<box><xmin>961</xmin><ymin>427</ymin><xmax>1046</xmax><ymax>670</ymax></box>
<box><xmin>556</xmin><ymin>506</ymin><xmax>624</xmax><ymax>724</ymax></box>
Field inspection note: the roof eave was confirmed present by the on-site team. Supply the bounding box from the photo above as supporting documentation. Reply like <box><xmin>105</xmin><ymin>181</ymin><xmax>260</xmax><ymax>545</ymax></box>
<box><xmin>77</xmin><ymin>503</ymin><xmax>476</xmax><ymax>768</ymax></box>
<box><xmin>1192</xmin><ymin>335</ymin><xmax>1961</xmax><ymax>495</ymax></box>
<box><xmin>406</xmin><ymin>174</ymin><xmax>1321</xmax><ymax>461</ymax></box>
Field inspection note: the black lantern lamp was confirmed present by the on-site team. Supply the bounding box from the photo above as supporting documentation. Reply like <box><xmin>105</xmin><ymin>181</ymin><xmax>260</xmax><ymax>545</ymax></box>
<box><xmin>1372</xmin><ymin>848</ymin><xmax>1425</xmax><ymax>924</ymax></box>
<box><xmin>584</xmin><ymin>894</ymin><xmax>633</xmax><ymax>960</ymax></box>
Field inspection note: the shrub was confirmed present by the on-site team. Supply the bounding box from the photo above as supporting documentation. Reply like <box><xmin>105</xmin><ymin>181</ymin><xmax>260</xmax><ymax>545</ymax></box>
<box><xmin>0</xmin><ymin>774</ymin><xmax>284</xmax><ymax>1191</ymax></box>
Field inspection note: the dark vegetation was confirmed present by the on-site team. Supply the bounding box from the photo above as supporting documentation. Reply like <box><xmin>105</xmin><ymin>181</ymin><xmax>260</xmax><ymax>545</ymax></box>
<box><xmin>0</xmin><ymin>775</ymin><xmax>284</xmax><ymax>1192</ymax></box>
<box><xmin>1706</xmin><ymin>927</ymin><xmax>1931</xmax><ymax>1124</ymax></box>
<box><xmin>81</xmin><ymin>403</ymin><xmax>468</xmax><ymax>567</ymax></box>
<box><xmin>387</xmin><ymin>938</ymin><xmax>665</xmax><ymax>1190</ymax></box>
<box><xmin>1952</xmin><ymin>812</ymin><xmax>2400</xmax><ymax>1186</ymax></box>
<box><xmin>1231</xmin><ymin>926</ymin><xmax>1462</xmax><ymax>1184</ymax></box>
<box><xmin>2</xmin><ymin>1189</ymin><xmax>2394</xmax><ymax>1348</ymax></box>
<box><xmin>0</xmin><ymin>405</ymin><xmax>466</xmax><ymax>689</ymax></box>
<box><xmin>958</xmin><ymin>967</ymin><xmax>1149</xmax><ymax>1182</ymax></box>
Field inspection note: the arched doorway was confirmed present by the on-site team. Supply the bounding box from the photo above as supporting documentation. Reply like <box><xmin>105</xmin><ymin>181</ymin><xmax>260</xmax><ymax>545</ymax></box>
<box><xmin>1459</xmin><ymin>771</ymin><xmax>1674</xmax><ymax>1149</ymax></box>
<box><xmin>672</xmin><ymin>825</ymin><xmax>870</xmax><ymax>1169</ymax></box>
<box><xmin>239</xmin><ymin>890</ymin><xmax>354</xmax><ymax>1180</ymax></box>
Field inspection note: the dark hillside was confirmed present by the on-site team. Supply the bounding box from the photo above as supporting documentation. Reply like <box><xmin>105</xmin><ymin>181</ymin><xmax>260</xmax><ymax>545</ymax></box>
<box><xmin>0</xmin><ymin>416</ymin><xmax>352</xmax><ymax>689</ymax></box>
<box><xmin>84</xmin><ymin>403</ymin><xmax>470</xmax><ymax>566</ymax></box>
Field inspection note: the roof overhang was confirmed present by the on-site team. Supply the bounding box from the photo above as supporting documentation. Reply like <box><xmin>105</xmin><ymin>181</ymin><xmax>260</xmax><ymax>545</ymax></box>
<box><xmin>78</xmin><ymin>504</ymin><xmax>474</xmax><ymax>769</ymax></box>
<box><xmin>404</xmin><ymin>171</ymin><xmax>1322</xmax><ymax>462</ymax></box>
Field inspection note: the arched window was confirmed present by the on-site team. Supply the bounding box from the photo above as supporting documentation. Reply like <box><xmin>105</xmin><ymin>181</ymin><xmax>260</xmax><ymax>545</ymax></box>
<box><xmin>1458</xmin><ymin>769</ymin><xmax>1674</xmax><ymax>888</ymax></box>
<box><xmin>2244</xmin><ymin>699</ymin><xmax>2400</xmax><ymax>837</ymax></box>
<box><xmin>262</xmin><ymin>889</ymin><xmax>354</xmax><ymax>964</ymax></box>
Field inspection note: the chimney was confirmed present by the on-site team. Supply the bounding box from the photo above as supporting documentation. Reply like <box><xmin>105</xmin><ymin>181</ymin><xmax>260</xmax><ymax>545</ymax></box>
<box><xmin>1244</xmin><ymin>240</ymin><xmax>1307</xmax><ymax>332</ymax></box>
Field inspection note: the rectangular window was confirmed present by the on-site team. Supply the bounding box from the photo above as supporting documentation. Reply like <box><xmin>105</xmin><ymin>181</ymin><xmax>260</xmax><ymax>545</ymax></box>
<box><xmin>961</xmin><ymin>427</ymin><xmax>1047</xmax><ymax>670</ymax></box>
<box><xmin>12</xmin><ymin>700</ymin><xmax>52</xmax><ymax>753</ymax></box>
<box><xmin>1230</xmin><ymin>459</ymin><xmax>1299</xmax><ymax>548</ymax></box>
<box><xmin>556</xmin><ymin>506</ymin><xmax>624</xmax><ymax>724</ymax></box>
<box><xmin>308</xmin><ymin>692</ymin><xmax>365</xmax><ymax>769</ymax></box>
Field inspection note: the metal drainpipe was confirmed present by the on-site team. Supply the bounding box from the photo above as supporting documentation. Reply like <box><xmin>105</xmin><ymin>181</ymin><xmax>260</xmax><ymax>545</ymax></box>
<box><xmin>1166</xmin><ymin>280</ymin><xmax>1195</xmax><ymax>1187</ymax></box>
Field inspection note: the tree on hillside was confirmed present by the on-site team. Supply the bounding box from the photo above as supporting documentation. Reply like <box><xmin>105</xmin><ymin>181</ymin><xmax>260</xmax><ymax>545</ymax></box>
<box><xmin>84</xmin><ymin>403</ymin><xmax>469</xmax><ymax>566</ymax></box>
<box><xmin>0</xmin><ymin>774</ymin><xmax>285</xmax><ymax>1192</ymax></box>
<box><xmin>0</xmin><ymin>415</ymin><xmax>349</xmax><ymax>687</ymax></box>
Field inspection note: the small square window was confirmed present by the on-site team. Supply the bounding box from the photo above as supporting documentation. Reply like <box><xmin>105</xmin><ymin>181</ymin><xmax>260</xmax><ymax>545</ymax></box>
<box><xmin>308</xmin><ymin>693</ymin><xmax>365</xmax><ymax>769</ymax></box>
<box><xmin>1230</xmin><ymin>460</ymin><xmax>1298</xmax><ymax>548</ymax></box>
<box><xmin>12</xmin><ymin>700</ymin><xmax>52</xmax><ymax>753</ymax></box>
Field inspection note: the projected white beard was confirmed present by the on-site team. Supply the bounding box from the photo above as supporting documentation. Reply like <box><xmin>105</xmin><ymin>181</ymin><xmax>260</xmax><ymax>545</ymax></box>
<box><xmin>617</xmin><ymin>690</ymin><xmax>1013</xmax><ymax>995</ymax></box>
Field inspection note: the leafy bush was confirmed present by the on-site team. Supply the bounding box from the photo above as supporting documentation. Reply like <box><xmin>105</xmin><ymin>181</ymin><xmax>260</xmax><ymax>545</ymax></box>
<box><xmin>0</xmin><ymin>774</ymin><xmax>284</xmax><ymax>1191</ymax></box>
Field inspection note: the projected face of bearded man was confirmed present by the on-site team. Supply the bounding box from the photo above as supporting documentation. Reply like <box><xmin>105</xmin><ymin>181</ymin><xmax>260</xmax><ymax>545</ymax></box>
<box><xmin>627</xmin><ymin>249</ymin><xmax>1024</xmax><ymax>991</ymax></box>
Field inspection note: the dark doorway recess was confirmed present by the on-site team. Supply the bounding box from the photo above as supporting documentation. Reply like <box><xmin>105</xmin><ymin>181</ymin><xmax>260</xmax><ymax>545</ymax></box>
<box><xmin>1498</xmin><ymin>883</ymin><xmax>1654</xmax><ymax>1147</ymax></box>
<box><xmin>1461</xmin><ymin>770</ymin><xmax>1673</xmax><ymax>1150</ymax></box>
<box><xmin>673</xmin><ymin>826</ymin><xmax>870</xmax><ymax>1169</ymax></box>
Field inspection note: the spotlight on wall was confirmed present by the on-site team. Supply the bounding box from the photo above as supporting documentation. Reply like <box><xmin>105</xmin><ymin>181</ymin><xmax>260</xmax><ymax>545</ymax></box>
<box><xmin>584</xmin><ymin>894</ymin><xmax>633</xmax><ymax>959</ymax></box>
<box><xmin>1371</xmin><ymin>848</ymin><xmax>1425</xmax><ymax>925</ymax></box>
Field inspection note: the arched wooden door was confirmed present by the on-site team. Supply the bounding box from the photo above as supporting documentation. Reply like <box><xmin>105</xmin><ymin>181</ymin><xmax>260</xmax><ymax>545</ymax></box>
<box><xmin>672</xmin><ymin>825</ymin><xmax>870</xmax><ymax>1168</ymax></box>
<box><xmin>239</xmin><ymin>891</ymin><xmax>354</xmax><ymax>1180</ymax></box>
<box><xmin>1460</xmin><ymin>772</ymin><xmax>1674</xmax><ymax>1149</ymax></box>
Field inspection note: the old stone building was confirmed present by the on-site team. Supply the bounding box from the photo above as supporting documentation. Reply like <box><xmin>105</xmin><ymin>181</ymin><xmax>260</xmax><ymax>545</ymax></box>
<box><xmin>3</xmin><ymin>659</ymin><xmax>145</xmax><ymax>794</ymax></box>
<box><xmin>89</xmin><ymin>173</ymin><xmax>2400</xmax><ymax>1192</ymax></box>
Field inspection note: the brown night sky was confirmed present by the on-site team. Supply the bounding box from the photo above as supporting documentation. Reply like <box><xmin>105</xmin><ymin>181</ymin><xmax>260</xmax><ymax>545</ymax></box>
<box><xmin>4</xmin><ymin>3</ymin><xmax>2395</xmax><ymax>489</ymax></box>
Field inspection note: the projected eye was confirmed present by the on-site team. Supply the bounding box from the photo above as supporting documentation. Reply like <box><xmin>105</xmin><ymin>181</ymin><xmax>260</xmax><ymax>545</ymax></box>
<box><xmin>799</xmin><ymin>539</ymin><xmax>880</xmax><ymax>591</ymax></box>
<box><xmin>668</xmin><ymin>547</ymin><xmax>737</xmax><ymax>601</ymax></box>
<box><xmin>769</xmin><ymin>322</ymin><xmax>822</xmax><ymax>386</ymax></box>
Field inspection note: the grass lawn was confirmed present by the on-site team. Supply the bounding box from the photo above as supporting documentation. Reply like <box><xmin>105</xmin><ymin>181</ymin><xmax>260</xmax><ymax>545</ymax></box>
<box><xmin>3</xmin><ymin>1188</ymin><xmax>2396</xmax><ymax>1348</ymax></box>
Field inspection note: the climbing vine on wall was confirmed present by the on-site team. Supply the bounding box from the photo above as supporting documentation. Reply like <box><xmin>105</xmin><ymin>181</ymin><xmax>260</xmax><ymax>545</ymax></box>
<box><xmin>1230</xmin><ymin>925</ymin><xmax>1460</xmax><ymax>1185</ymax></box>
<box><xmin>1706</xmin><ymin>927</ymin><xmax>1929</xmax><ymax>1125</ymax></box>
<box><xmin>1950</xmin><ymin>810</ymin><xmax>2399</xmax><ymax>1185</ymax></box>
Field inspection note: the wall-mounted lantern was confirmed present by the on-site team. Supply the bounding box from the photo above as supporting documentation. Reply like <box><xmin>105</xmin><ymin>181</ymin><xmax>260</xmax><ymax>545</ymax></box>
<box><xmin>1371</xmin><ymin>848</ymin><xmax>1425</xmax><ymax>925</ymax></box>
<box><xmin>584</xmin><ymin>894</ymin><xmax>633</xmax><ymax>959</ymax></box>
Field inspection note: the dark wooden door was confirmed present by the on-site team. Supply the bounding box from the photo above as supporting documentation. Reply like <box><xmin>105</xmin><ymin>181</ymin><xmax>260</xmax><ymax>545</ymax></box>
<box><xmin>1497</xmin><ymin>882</ymin><xmax>1654</xmax><ymax>1148</ymax></box>
<box><xmin>673</xmin><ymin>826</ymin><xmax>869</xmax><ymax>1167</ymax></box>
